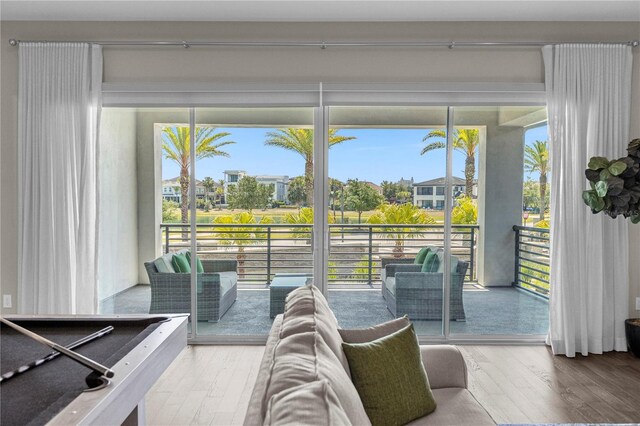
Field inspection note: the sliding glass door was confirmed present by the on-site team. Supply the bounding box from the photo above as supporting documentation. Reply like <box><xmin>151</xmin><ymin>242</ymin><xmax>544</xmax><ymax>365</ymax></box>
<box><xmin>98</xmin><ymin>85</ymin><xmax>548</xmax><ymax>342</ymax></box>
<box><xmin>326</xmin><ymin>106</ymin><xmax>450</xmax><ymax>336</ymax></box>
<box><xmin>192</xmin><ymin>107</ymin><xmax>315</xmax><ymax>337</ymax></box>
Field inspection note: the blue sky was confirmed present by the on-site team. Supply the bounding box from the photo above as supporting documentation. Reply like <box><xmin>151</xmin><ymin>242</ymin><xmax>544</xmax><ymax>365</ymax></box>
<box><xmin>162</xmin><ymin>124</ymin><xmax>549</xmax><ymax>184</ymax></box>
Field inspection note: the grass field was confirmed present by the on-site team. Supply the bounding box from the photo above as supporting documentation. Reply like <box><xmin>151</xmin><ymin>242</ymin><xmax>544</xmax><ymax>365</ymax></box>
<box><xmin>169</xmin><ymin>207</ymin><xmax>447</xmax><ymax>224</ymax></box>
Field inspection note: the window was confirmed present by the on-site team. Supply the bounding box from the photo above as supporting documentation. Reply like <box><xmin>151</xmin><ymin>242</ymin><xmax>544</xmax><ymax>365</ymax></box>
<box><xmin>228</xmin><ymin>174</ymin><xmax>238</xmax><ymax>183</ymax></box>
<box><xmin>436</xmin><ymin>187</ymin><xmax>445</xmax><ymax>196</ymax></box>
<box><xmin>417</xmin><ymin>187</ymin><xmax>433</xmax><ymax>196</ymax></box>
<box><xmin>435</xmin><ymin>200</ymin><xmax>445</xmax><ymax>209</ymax></box>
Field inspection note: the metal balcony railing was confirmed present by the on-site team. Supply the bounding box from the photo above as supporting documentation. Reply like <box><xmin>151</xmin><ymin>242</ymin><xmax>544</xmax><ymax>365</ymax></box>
<box><xmin>161</xmin><ymin>223</ymin><xmax>478</xmax><ymax>286</ymax></box>
<box><xmin>512</xmin><ymin>225</ymin><xmax>550</xmax><ymax>298</ymax></box>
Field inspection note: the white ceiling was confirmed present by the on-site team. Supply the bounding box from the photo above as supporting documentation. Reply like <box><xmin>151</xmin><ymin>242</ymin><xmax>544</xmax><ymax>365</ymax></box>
<box><xmin>1</xmin><ymin>0</ymin><xmax>639</xmax><ymax>22</ymax></box>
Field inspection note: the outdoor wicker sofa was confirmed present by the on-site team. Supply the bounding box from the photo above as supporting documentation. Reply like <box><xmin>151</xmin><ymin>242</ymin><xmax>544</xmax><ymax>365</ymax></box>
<box><xmin>144</xmin><ymin>253</ymin><xmax>238</xmax><ymax>322</ymax></box>
<box><xmin>383</xmin><ymin>256</ymin><xmax>468</xmax><ymax>321</ymax></box>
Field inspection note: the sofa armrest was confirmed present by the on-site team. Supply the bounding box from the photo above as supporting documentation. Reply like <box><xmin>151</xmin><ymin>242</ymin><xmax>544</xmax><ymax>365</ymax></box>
<box><xmin>420</xmin><ymin>345</ymin><xmax>467</xmax><ymax>389</ymax></box>
<box><xmin>202</xmin><ymin>259</ymin><xmax>238</xmax><ymax>273</ymax></box>
<box><xmin>385</xmin><ymin>264</ymin><xmax>422</xmax><ymax>278</ymax></box>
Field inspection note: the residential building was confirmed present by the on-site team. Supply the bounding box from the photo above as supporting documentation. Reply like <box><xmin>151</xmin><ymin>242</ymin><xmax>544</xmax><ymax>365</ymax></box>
<box><xmin>255</xmin><ymin>175</ymin><xmax>289</xmax><ymax>203</ymax></box>
<box><xmin>161</xmin><ymin>177</ymin><xmax>205</xmax><ymax>203</ymax></box>
<box><xmin>362</xmin><ymin>180</ymin><xmax>383</xmax><ymax>195</ymax></box>
<box><xmin>223</xmin><ymin>170</ymin><xmax>289</xmax><ymax>204</ymax></box>
<box><xmin>413</xmin><ymin>176</ymin><xmax>472</xmax><ymax>209</ymax></box>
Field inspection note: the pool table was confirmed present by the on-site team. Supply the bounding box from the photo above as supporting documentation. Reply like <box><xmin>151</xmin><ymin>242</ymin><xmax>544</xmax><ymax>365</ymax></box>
<box><xmin>0</xmin><ymin>314</ymin><xmax>187</xmax><ymax>426</ymax></box>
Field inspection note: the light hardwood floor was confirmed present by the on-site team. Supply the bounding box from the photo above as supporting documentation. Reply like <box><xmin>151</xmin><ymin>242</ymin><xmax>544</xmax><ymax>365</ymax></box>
<box><xmin>146</xmin><ymin>345</ymin><xmax>640</xmax><ymax>425</ymax></box>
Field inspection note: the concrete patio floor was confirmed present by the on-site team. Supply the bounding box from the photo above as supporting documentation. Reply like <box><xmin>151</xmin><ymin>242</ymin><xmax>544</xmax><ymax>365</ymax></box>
<box><xmin>100</xmin><ymin>284</ymin><xmax>548</xmax><ymax>336</ymax></box>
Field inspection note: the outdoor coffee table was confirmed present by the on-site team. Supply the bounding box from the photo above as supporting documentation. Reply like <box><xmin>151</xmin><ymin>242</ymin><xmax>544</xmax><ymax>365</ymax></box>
<box><xmin>269</xmin><ymin>273</ymin><xmax>313</xmax><ymax>318</ymax></box>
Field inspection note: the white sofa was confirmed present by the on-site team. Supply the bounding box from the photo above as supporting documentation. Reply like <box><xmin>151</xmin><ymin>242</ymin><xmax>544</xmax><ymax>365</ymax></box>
<box><xmin>244</xmin><ymin>284</ymin><xmax>495</xmax><ymax>426</ymax></box>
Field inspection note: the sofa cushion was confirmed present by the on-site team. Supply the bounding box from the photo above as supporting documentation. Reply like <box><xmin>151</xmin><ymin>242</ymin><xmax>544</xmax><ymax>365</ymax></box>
<box><xmin>421</xmin><ymin>251</ymin><xmax>440</xmax><ymax>272</ymax></box>
<box><xmin>405</xmin><ymin>388</ymin><xmax>495</xmax><ymax>426</ymax></box>
<box><xmin>436</xmin><ymin>254</ymin><xmax>459</xmax><ymax>273</ymax></box>
<box><xmin>280</xmin><ymin>285</ymin><xmax>349</xmax><ymax>373</ymax></box>
<box><xmin>217</xmin><ymin>271</ymin><xmax>237</xmax><ymax>296</ymax></box>
<box><xmin>342</xmin><ymin>324</ymin><xmax>436</xmax><ymax>426</ymax></box>
<box><xmin>155</xmin><ymin>253</ymin><xmax>176</xmax><ymax>273</ymax></box>
<box><xmin>153</xmin><ymin>257</ymin><xmax>172</xmax><ymax>273</ymax></box>
<box><xmin>185</xmin><ymin>251</ymin><xmax>205</xmax><ymax>273</ymax></box>
<box><xmin>264</xmin><ymin>380</ymin><xmax>352</xmax><ymax>426</ymax></box>
<box><xmin>385</xmin><ymin>277</ymin><xmax>396</xmax><ymax>296</ymax></box>
<box><xmin>264</xmin><ymin>331</ymin><xmax>371</xmax><ymax>426</ymax></box>
<box><xmin>414</xmin><ymin>247</ymin><xmax>431</xmax><ymax>265</ymax></box>
<box><xmin>172</xmin><ymin>252</ymin><xmax>191</xmax><ymax>273</ymax></box>
<box><xmin>338</xmin><ymin>316</ymin><xmax>410</xmax><ymax>344</ymax></box>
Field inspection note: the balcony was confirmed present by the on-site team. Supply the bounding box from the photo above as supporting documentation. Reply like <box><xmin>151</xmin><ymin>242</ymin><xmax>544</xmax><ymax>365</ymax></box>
<box><xmin>100</xmin><ymin>223</ymin><xmax>549</xmax><ymax>337</ymax></box>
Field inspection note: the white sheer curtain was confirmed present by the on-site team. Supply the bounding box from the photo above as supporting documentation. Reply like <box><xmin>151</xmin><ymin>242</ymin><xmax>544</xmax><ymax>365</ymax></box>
<box><xmin>543</xmin><ymin>44</ymin><xmax>632</xmax><ymax>357</ymax></box>
<box><xmin>18</xmin><ymin>43</ymin><xmax>102</xmax><ymax>314</ymax></box>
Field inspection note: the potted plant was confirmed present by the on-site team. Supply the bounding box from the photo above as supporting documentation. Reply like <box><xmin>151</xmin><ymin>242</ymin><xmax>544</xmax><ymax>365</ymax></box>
<box><xmin>626</xmin><ymin>319</ymin><xmax>640</xmax><ymax>357</ymax></box>
<box><xmin>583</xmin><ymin>138</ymin><xmax>640</xmax><ymax>357</ymax></box>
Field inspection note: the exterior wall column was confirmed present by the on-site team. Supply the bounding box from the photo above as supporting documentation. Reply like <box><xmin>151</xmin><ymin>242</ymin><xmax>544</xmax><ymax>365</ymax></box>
<box><xmin>475</xmin><ymin>116</ymin><xmax>525</xmax><ymax>287</ymax></box>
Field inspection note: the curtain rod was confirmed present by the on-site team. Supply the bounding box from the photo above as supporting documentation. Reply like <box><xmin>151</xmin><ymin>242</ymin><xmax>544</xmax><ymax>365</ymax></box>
<box><xmin>7</xmin><ymin>38</ymin><xmax>640</xmax><ymax>48</ymax></box>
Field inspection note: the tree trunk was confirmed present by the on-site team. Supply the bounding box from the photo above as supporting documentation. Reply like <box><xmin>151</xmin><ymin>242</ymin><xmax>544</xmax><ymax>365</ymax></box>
<box><xmin>305</xmin><ymin>159</ymin><xmax>313</xmax><ymax>207</ymax></box>
<box><xmin>358</xmin><ymin>211</ymin><xmax>362</xmax><ymax>223</ymax></box>
<box><xmin>539</xmin><ymin>172</ymin><xmax>547</xmax><ymax>221</ymax></box>
<box><xmin>180</xmin><ymin>167</ymin><xmax>189</xmax><ymax>223</ymax></box>
<box><xmin>465</xmin><ymin>155</ymin><xmax>475</xmax><ymax>198</ymax></box>
<box><xmin>237</xmin><ymin>246</ymin><xmax>246</xmax><ymax>279</ymax></box>
<box><xmin>393</xmin><ymin>239</ymin><xmax>404</xmax><ymax>258</ymax></box>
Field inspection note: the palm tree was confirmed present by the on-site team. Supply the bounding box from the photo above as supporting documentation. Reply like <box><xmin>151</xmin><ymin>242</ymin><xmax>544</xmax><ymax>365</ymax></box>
<box><xmin>421</xmin><ymin>129</ymin><xmax>480</xmax><ymax>198</ymax></box>
<box><xmin>215</xmin><ymin>179</ymin><xmax>225</xmax><ymax>209</ymax></box>
<box><xmin>264</xmin><ymin>128</ymin><xmax>356</xmax><ymax>206</ymax></box>
<box><xmin>213</xmin><ymin>212</ymin><xmax>272</xmax><ymax>278</ymax></box>
<box><xmin>368</xmin><ymin>203</ymin><xmax>435</xmax><ymax>258</ymax></box>
<box><xmin>162</xmin><ymin>126</ymin><xmax>235</xmax><ymax>223</ymax></box>
<box><xmin>524</xmin><ymin>140</ymin><xmax>550</xmax><ymax>221</ymax></box>
<box><xmin>201</xmin><ymin>176</ymin><xmax>216</xmax><ymax>207</ymax></box>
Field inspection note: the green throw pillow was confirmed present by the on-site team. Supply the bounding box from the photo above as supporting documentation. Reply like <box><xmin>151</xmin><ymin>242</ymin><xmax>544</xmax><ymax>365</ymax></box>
<box><xmin>172</xmin><ymin>253</ymin><xmax>191</xmax><ymax>273</ymax></box>
<box><xmin>421</xmin><ymin>251</ymin><xmax>439</xmax><ymax>272</ymax></box>
<box><xmin>342</xmin><ymin>324</ymin><xmax>436</xmax><ymax>426</ymax></box>
<box><xmin>185</xmin><ymin>251</ymin><xmax>205</xmax><ymax>273</ymax></box>
<box><xmin>413</xmin><ymin>247</ymin><xmax>431</xmax><ymax>265</ymax></box>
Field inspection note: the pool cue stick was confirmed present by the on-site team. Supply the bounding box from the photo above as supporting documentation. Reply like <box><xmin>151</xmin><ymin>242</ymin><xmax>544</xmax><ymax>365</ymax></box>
<box><xmin>0</xmin><ymin>317</ymin><xmax>115</xmax><ymax>379</ymax></box>
<box><xmin>0</xmin><ymin>325</ymin><xmax>114</xmax><ymax>383</ymax></box>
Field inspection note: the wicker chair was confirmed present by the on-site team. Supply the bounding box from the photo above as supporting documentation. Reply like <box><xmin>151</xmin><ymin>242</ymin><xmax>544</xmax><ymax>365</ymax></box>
<box><xmin>379</xmin><ymin>246</ymin><xmax>439</xmax><ymax>299</ymax></box>
<box><xmin>383</xmin><ymin>259</ymin><xmax>468</xmax><ymax>321</ymax></box>
<box><xmin>144</xmin><ymin>258</ymin><xmax>238</xmax><ymax>322</ymax></box>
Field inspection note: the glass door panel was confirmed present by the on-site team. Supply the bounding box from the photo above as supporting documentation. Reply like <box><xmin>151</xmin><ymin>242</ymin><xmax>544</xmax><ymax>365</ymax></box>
<box><xmin>97</xmin><ymin>108</ymin><xmax>191</xmax><ymax>321</ymax></box>
<box><xmin>326</xmin><ymin>106</ymin><xmax>448</xmax><ymax>336</ymax></box>
<box><xmin>448</xmin><ymin>106</ymin><xmax>549</xmax><ymax>336</ymax></box>
<box><xmin>192</xmin><ymin>107</ymin><xmax>315</xmax><ymax>337</ymax></box>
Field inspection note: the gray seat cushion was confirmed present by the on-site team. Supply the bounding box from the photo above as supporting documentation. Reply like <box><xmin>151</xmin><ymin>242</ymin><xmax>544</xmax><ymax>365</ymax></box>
<box><xmin>385</xmin><ymin>277</ymin><xmax>396</xmax><ymax>296</ymax></box>
<box><xmin>218</xmin><ymin>271</ymin><xmax>237</xmax><ymax>296</ymax></box>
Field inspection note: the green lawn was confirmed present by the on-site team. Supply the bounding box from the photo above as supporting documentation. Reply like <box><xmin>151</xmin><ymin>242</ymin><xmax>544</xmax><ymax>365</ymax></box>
<box><xmin>167</xmin><ymin>207</ymin><xmax>447</xmax><ymax>224</ymax></box>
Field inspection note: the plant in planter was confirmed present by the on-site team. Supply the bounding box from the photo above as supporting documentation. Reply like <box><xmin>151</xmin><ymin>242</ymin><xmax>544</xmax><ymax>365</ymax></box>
<box><xmin>583</xmin><ymin>139</ymin><xmax>640</xmax><ymax>357</ymax></box>
<box><xmin>582</xmin><ymin>138</ymin><xmax>640</xmax><ymax>223</ymax></box>
<box><xmin>626</xmin><ymin>319</ymin><xmax>640</xmax><ymax>357</ymax></box>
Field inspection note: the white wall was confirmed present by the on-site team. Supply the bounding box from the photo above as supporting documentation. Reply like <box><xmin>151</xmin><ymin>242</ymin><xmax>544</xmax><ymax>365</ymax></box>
<box><xmin>97</xmin><ymin>108</ymin><xmax>139</xmax><ymax>302</ymax></box>
<box><xmin>1</xmin><ymin>21</ymin><xmax>638</xmax><ymax>315</ymax></box>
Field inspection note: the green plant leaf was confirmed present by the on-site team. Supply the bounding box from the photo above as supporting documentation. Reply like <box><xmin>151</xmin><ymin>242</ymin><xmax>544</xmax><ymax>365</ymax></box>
<box><xmin>588</xmin><ymin>156</ymin><xmax>610</xmax><ymax>170</ymax></box>
<box><xmin>631</xmin><ymin>213</ymin><xmax>640</xmax><ymax>224</ymax></box>
<box><xmin>595</xmin><ymin>180</ymin><xmax>608</xmax><ymax>197</ymax></box>
<box><xmin>599</xmin><ymin>169</ymin><xmax>612</xmax><ymax>181</ymax></box>
<box><xmin>606</xmin><ymin>177</ymin><xmax>625</xmax><ymax>196</ymax></box>
<box><xmin>585</xmin><ymin>169</ymin><xmax>601</xmax><ymax>182</ymax></box>
<box><xmin>608</xmin><ymin>161</ymin><xmax>627</xmax><ymax>176</ymax></box>
<box><xmin>582</xmin><ymin>190</ymin><xmax>605</xmax><ymax>212</ymax></box>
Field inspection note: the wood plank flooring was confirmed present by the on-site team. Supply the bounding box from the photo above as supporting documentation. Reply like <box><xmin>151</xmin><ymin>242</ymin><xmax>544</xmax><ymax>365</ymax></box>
<box><xmin>146</xmin><ymin>345</ymin><xmax>640</xmax><ymax>425</ymax></box>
